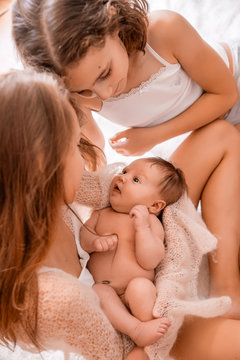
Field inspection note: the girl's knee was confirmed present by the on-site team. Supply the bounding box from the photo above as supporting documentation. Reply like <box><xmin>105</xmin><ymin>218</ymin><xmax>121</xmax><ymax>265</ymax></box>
<box><xmin>207</xmin><ymin>120</ymin><xmax>240</xmax><ymax>145</ymax></box>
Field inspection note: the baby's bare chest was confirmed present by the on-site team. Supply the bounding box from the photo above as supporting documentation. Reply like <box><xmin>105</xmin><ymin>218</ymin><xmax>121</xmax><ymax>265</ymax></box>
<box><xmin>96</xmin><ymin>210</ymin><xmax>135</xmax><ymax>246</ymax></box>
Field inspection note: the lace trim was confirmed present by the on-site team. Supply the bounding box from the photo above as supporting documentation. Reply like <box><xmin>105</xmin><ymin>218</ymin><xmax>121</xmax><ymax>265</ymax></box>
<box><xmin>106</xmin><ymin>66</ymin><xmax>168</xmax><ymax>102</ymax></box>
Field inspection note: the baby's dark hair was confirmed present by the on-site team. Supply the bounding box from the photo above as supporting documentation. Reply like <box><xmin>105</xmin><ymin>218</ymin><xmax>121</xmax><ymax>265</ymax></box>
<box><xmin>145</xmin><ymin>157</ymin><xmax>187</xmax><ymax>206</ymax></box>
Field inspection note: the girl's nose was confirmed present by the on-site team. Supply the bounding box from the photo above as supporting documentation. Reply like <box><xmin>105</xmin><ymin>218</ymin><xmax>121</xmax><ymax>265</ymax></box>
<box><xmin>96</xmin><ymin>85</ymin><xmax>113</xmax><ymax>101</ymax></box>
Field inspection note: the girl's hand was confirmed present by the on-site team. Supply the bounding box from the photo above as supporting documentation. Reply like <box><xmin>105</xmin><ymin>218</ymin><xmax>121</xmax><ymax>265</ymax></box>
<box><xmin>129</xmin><ymin>205</ymin><xmax>151</xmax><ymax>231</ymax></box>
<box><xmin>93</xmin><ymin>234</ymin><xmax>118</xmax><ymax>252</ymax></box>
<box><xmin>109</xmin><ymin>127</ymin><xmax>158</xmax><ymax>156</ymax></box>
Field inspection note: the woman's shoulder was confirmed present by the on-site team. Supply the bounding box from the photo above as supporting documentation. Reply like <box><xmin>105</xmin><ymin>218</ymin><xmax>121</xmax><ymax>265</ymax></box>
<box><xmin>37</xmin><ymin>270</ymin><xmax>100</xmax><ymax>325</ymax></box>
<box><xmin>38</xmin><ymin>269</ymin><xmax>98</xmax><ymax>306</ymax></box>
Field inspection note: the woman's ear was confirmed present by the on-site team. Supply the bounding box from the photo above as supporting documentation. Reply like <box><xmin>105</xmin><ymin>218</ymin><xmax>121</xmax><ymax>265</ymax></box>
<box><xmin>148</xmin><ymin>200</ymin><xmax>166</xmax><ymax>216</ymax></box>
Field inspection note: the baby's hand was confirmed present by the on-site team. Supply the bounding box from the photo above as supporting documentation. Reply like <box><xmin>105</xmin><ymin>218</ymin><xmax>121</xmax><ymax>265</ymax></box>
<box><xmin>129</xmin><ymin>205</ymin><xmax>150</xmax><ymax>231</ymax></box>
<box><xmin>93</xmin><ymin>234</ymin><xmax>118</xmax><ymax>252</ymax></box>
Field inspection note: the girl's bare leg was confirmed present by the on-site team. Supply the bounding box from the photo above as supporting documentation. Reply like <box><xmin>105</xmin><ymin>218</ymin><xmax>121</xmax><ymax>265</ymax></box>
<box><xmin>171</xmin><ymin>316</ymin><xmax>240</xmax><ymax>360</ymax></box>
<box><xmin>170</xmin><ymin>120</ymin><xmax>240</xmax><ymax>318</ymax></box>
<box><xmin>235</xmin><ymin>122</ymin><xmax>240</xmax><ymax>132</ymax></box>
<box><xmin>93</xmin><ymin>283</ymin><xmax>169</xmax><ymax>347</ymax></box>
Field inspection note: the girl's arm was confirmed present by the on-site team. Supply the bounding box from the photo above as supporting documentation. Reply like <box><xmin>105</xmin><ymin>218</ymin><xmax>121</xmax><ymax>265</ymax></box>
<box><xmin>130</xmin><ymin>205</ymin><xmax>165</xmax><ymax>270</ymax></box>
<box><xmin>110</xmin><ymin>10</ymin><xmax>238</xmax><ymax>156</ymax></box>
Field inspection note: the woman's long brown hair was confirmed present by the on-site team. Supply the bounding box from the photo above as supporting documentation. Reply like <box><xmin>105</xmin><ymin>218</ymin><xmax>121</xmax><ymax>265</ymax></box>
<box><xmin>0</xmin><ymin>70</ymin><xmax>80</xmax><ymax>349</ymax></box>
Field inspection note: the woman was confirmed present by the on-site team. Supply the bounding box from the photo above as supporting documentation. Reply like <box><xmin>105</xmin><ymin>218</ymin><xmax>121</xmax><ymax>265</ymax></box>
<box><xmin>0</xmin><ymin>69</ymin><xmax>123</xmax><ymax>359</ymax></box>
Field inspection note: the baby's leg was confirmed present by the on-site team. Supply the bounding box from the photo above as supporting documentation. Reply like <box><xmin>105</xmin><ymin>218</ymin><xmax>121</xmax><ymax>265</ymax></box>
<box><xmin>124</xmin><ymin>277</ymin><xmax>157</xmax><ymax>321</ymax></box>
<box><xmin>93</xmin><ymin>283</ymin><xmax>170</xmax><ymax>347</ymax></box>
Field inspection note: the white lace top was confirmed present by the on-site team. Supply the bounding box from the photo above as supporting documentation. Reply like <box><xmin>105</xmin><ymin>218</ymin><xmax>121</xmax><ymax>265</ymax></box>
<box><xmin>99</xmin><ymin>42</ymin><xmax>231</xmax><ymax>127</ymax></box>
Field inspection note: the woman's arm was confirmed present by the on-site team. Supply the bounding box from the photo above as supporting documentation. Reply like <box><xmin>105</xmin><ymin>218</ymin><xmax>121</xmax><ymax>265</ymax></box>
<box><xmin>110</xmin><ymin>10</ymin><xmax>239</xmax><ymax>156</ymax></box>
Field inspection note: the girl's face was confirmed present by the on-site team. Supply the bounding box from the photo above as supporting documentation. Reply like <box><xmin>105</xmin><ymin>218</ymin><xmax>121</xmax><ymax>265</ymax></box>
<box><xmin>64</xmin><ymin>34</ymin><xmax>129</xmax><ymax>101</ymax></box>
<box><xmin>63</xmin><ymin>105</ymin><xmax>84</xmax><ymax>204</ymax></box>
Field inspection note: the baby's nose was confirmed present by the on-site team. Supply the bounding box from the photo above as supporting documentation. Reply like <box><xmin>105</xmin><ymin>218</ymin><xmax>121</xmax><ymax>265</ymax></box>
<box><xmin>119</xmin><ymin>174</ymin><xmax>127</xmax><ymax>182</ymax></box>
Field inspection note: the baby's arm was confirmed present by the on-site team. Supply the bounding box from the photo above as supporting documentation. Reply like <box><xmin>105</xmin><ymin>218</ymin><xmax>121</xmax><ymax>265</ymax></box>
<box><xmin>80</xmin><ymin>210</ymin><xmax>118</xmax><ymax>253</ymax></box>
<box><xmin>130</xmin><ymin>205</ymin><xmax>165</xmax><ymax>270</ymax></box>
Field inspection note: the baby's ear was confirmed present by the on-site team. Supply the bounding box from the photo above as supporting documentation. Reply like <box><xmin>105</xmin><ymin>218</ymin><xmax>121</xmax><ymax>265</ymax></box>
<box><xmin>148</xmin><ymin>200</ymin><xmax>166</xmax><ymax>215</ymax></box>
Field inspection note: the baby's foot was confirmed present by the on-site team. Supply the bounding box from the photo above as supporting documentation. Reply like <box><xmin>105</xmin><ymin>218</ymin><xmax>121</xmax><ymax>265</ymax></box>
<box><xmin>129</xmin><ymin>317</ymin><xmax>170</xmax><ymax>347</ymax></box>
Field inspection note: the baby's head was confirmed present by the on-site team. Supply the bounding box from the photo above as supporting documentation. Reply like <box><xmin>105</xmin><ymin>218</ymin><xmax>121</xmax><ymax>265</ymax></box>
<box><xmin>109</xmin><ymin>157</ymin><xmax>187</xmax><ymax>214</ymax></box>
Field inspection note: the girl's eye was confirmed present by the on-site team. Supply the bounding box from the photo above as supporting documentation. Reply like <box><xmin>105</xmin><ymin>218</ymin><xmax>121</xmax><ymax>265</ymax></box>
<box><xmin>99</xmin><ymin>68</ymin><xmax>112</xmax><ymax>81</ymax></box>
<box><xmin>133</xmin><ymin>177</ymin><xmax>140</xmax><ymax>183</ymax></box>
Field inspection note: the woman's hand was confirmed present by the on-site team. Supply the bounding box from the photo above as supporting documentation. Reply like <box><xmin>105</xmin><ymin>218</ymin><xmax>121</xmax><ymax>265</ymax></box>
<box><xmin>109</xmin><ymin>127</ymin><xmax>158</xmax><ymax>156</ymax></box>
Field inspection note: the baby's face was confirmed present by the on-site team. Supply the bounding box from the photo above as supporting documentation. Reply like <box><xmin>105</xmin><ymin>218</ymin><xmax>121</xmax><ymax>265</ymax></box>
<box><xmin>109</xmin><ymin>159</ymin><xmax>163</xmax><ymax>213</ymax></box>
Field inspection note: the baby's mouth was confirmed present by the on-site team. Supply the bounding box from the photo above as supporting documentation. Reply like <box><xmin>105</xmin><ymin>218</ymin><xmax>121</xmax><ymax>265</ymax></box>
<box><xmin>113</xmin><ymin>184</ymin><xmax>121</xmax><ymax>193</ymax></box>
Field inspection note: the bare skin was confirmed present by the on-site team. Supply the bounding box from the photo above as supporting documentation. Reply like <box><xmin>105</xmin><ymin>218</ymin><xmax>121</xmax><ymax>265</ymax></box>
<box><xmin>65</xmin><ymin>11</ymin><xmax>239</xmax><ymax>156</ymax></box>
<box><xmin>125</xmin><ymin>346</ymin><xmax>150</xmax><ymax>360</ymax></box>
<box><xmin>44</xmin><ymin>119</ymin><xmax>240</xmax><ymax>360</ymax></box>
<box><xmin>81</xmin><ymin>162</ymin><xmax>171</xmax><ymax>346</ymax></box>
<box><xmin>170</xmin><ymin>119</ymin><xmax>240</xmax><ymax>319</ymax></box>
<box><xmin>94</xmin><ymin>283</ymin><xmax>170</xmax><ymax>348</ymax></box>
<box><xmin>171</xmin><ymin>316</ymin><xmax>240</xmax><ymax>360</ymax></box>
<box><xmin>64</xmin><ymin>13</ymin><xmax>240</xmax><ymax>319</ymax></box>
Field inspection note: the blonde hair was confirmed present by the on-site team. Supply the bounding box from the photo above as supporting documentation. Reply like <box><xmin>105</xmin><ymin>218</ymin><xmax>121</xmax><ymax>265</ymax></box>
<box><xmin>0</xmin><ymin>70</ymin><xmax>81</xmax><ymax>349</ymax></box>
<box><xmin>12</xmin><ymin>0</ymin><xmax>149</xmax><ymax>75</ymax></box>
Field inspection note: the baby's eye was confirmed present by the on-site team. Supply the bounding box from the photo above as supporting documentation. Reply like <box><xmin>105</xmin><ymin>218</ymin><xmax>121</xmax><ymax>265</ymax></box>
<box><xmin>133</xmin><ymin>177</ymin><xmax>140</xmax><ymax>183</ymax></box>
<box><xmin>122</xmin><ymin>170</ymin><xmax>127</xmax><ymax>174</ymax></box>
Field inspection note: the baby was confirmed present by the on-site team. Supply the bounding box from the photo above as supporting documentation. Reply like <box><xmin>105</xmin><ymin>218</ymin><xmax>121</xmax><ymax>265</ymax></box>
<box><xmin>80</xmin><ymin>157</ymin><xmax>187</xmax><ymax>347</ymax></box>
